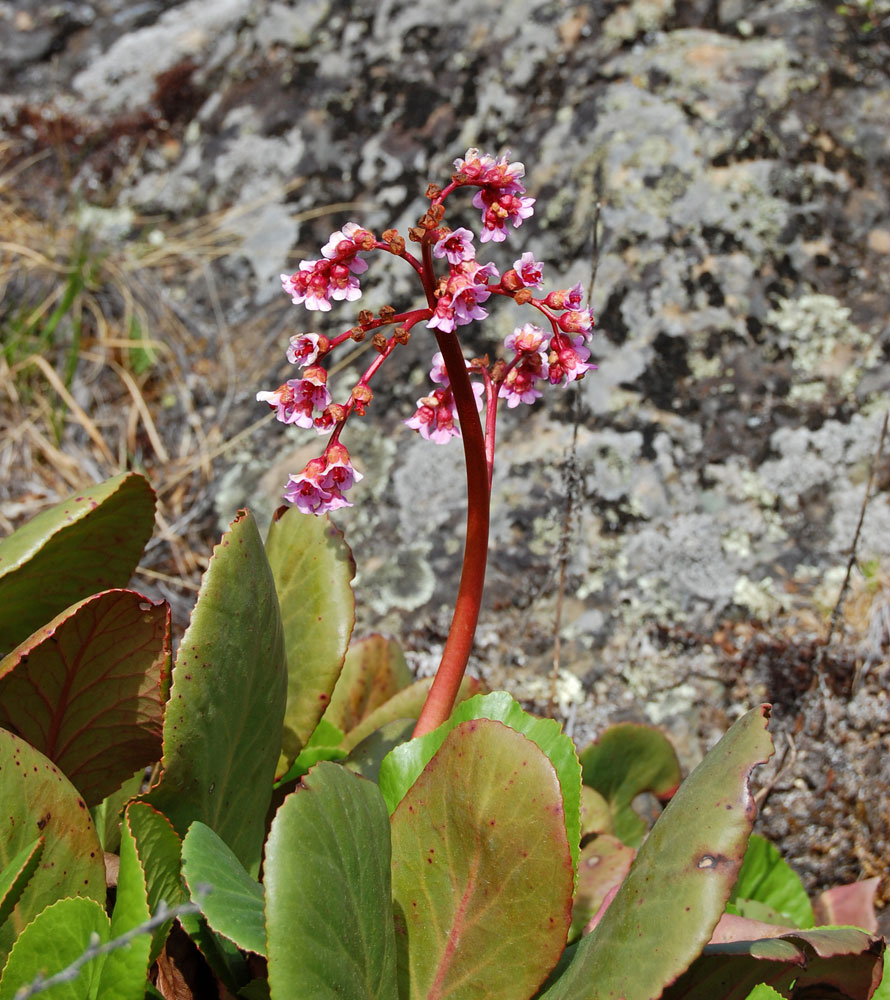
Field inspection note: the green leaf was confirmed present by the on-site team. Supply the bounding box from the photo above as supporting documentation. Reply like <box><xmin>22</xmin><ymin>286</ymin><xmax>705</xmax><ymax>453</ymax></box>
<box><xmin>143</xmin><ymin>510</ymin><xmax>287</xmax><ymax>877</ymax></box>
<box><xmin>0</xmin><ymin>590</ymin><xmax>170</xmax><ymax>806</ymax></box>
<box><xmin>570</xmin><ymin>835</ymin><xmax>635</xmax><ymax>940</ymax></box>
<box><xmin>379</xmin><ymin>691</ymin><xmax>583</xmax><ymax>875</ymax></box>
<box><xmin>663</xmin><ymin>925</ymin><xmax>884</xmax><ymax>1000</ymax></box>
<box><xmin>323</xmin><ymin>635</ymin><xmax>413</xmax><ymax>734</ymax></box>
<box><xmin>578</xmin><ymin>722</ymin><xmax>682</xmax><ymax>847</ymax></box>
<box><xmin>125</xmin><ymin>802</ymin><xmax>183</xmax><ymax>963</ymax></box>
<box><xmin>0</xmin><ymin>838</ymin><xmax>44</xmax><ymax>929</ymax></box>
<box><xmin>178</xmin><ymin>910</ymin><xmax>251</xmax><ymax>993</ymax></box>
<box><xmin>0</xmin><ymin>473</ymin><xmax>156</xmax><ymax>655</ymax></box>
<box><xmin>743</xmin><ymin>987</ymin><xmax>784</xmax><ymax>1000</ymax></box>
<box><xmin>90</xmin><ymin>769</ymin><xmax>145</xmax><ymax>853</ymax></box>
<box><xmin>0</xmin><ymin>896</ymin><xmax>109</xmax><ymax>1000</ymax></box>
<box><xmin>273</xmin><ymin>718</ymin><xmax>348</xmax><ymax>788</ymax></box>
<box><xmin>580</xmin><ymin>785</ymin><xmax>613</xmax><ymax>838</ymax></box>
<box><xmin>264</xmin><ymin>761</ymin><xmax>397</xmax><ymax>1000</ymax></box>
<box><xmin>541</xmin><ymin>705</ymin><xmax>773</xmax><ymax>1000</ymax></box>
<box><xmin>391</xmin><ymin>719</ymin><xmax>574</xmax><ymax>1000</ymax></box>
<box><xmin>339</xmin><ymin>675</ymin><xmax>482</xmax><ymax>754</ymax></box>
<box><xmin>265</xmin><ymin>508</ymin><xmax>355</xmax><ymax>773</ymax></box>
<box><xmin>182</xmin><ymin>821</ymin><xmax>266</xmax><ymax>956</ymax></box>
<box><xmin>729</xmin><ymin>833</ymin><xmax>813</xmax><ymax>929</ymax></box>
<box><xmin>343</xmin><ymin>719</ymin><xmax>416</xmax><ymax>784</ymax></box>
<box><xmin>0</xmin><ymin>731</ymin><xmax>105</xmax><ymax>961</ymax></box>
<box><xmin>96</xmin><ymin>801</ymin><xmax>152</xmax><ymax>999</ymax></box>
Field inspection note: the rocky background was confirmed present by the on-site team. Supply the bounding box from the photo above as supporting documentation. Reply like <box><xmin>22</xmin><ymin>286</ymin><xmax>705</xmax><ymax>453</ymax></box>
<box><xmin>2</xmin><ymin>0</ymin><xmax>889</xmax><ymax>911</ymax></box>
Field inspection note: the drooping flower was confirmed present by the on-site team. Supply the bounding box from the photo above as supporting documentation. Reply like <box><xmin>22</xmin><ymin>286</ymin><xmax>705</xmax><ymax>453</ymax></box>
<box><xmin>547</xmin><ymin>333</ymin><xmax>595</xmax><ymax>385</ymax></box>
<box><xmin>499</xmin><ymin>324</ymin><xmax>550</xmax><ymax>407</ymax></box>
<box><xmin>256</xmin><ymin>367</ymin><xmax>331</xmax><ymax>428</ymax></box>
<box><xmin>405</xmin><ymin>388</ymin><xmax>461</xmax><ymax>444</ymax></box>
<box><xmin>282</xmin><ymin>443</ymin><xmax>363</xmax><ymax>515</ymax></box>
<box><xmin>557</xmin><ymin>308</ymin><xmax>595</xmax><ymax>334</ymax></box>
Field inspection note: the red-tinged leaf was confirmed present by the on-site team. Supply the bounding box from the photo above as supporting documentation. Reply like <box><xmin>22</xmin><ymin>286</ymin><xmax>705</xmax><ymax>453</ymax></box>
<box><xmin>340</xmin><ymin>675</ymin><xmax>483</xmax><ymax>755</ymax></box>
<box><xmin>813</xmin><ymin>878</ymin><xmax>881</xmax><ymax>934</ymax></box>
<box><xmin>578</xmin><ymin>722</ymin><xmax>682</xmax><ymax>847</ymax></box>
<box><xmin>0</xmin><ymin>730</ymin><xmax>105</xmax><ymax>961</ymax></box>
<box><xmin>0</xmin><ymin>472</ymin><xmax>156</xmax><ymax>656</ymax></box>
<box><xmin>541</xmin><ymin>706</ymin><xmax>773</xmax><ymax>1000</ymax></box>
<box><xmin>323</xmin><ymin>635</ymin><xmax>413</xmax><ymax>735</ymax></box>
<box><xmin>143</xmin><ymin>510</ymin><xmax>287</xmax><ymax>878</ymax></box>
<box><xmin>663</xmin><ymin>925</ymin><xmax>884</xmax><ymax>1000</ymax></box>
<box><xmin>570</xmin><ymin>835</ymin><xmax>635</xmax><ymax>940</ymax></box>
<box><xmin>265</xmin><ymin>508</ymin><xmax>355</xmax><ymax>774</ymax></box>
<box><xmin>0</xmin><ymin>589</ymin><xmax>170</xmax><ymax>806</ymax></box>
<box><xmin>390</xmin><ymin>719</ymin><xmax>573</xmax><ymax>1000</ymax></box>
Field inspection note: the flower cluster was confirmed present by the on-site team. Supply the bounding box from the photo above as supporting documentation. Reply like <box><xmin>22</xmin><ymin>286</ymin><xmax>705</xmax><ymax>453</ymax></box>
<box><xmin>259</xmin><ymin>149</ymin><xmax>596</xmax><ymax>514</ymax></box>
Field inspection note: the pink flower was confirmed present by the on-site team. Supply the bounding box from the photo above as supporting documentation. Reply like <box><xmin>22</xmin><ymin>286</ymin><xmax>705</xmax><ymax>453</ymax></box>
<box><xmin>281</xmin><ymin>254</ymin><xmax>364</xmax><ymax>313</ymax></box>
<box><xmin>283</xmin><ymin>444</ymin><xmax>363</xmax><ymax>515</ymax></box>
<box><xmin>505</xmin><ymin>322</ymin><xmax>549</xmax><ymax>357</ymax></box>
<box><xmin>512</xmin><ymin>252</ymin><xmax>544</xmax><ymax>288</ymax></box>
<box><xmin>499</xmin><ymin>360</ymin><xmax>546</xmax><ymax>407</ymax></box>
<box><xmin>429</xmin><ymin>352</ymin><xmax>449</xmax><ymax>385</ymax></box>
<box><xmin>548</xmin><ymin>334</ymin><xmax>595</xmax><ymax>385</ymax></box>
<box><xmin>256</xmin><ymin>367</ymin><xmax>331</xmax><ymax>428</ymax></box>
<box><xmin>433</xmin><ymin>227</ymin><xmax>476</xmax><ymax>265</ymax></box>
<box><xmin>321</xmin><ymin>222</ymin><xmax>373</xmax><ymax>270</ymax></box>
<box><xmin>286</xmin><ymin>333</ymin><xmax>328</xmax><ymax>367</ymax></box>
<box><xmin>454</xmin><ymin>149</ymin><xmax>527</xmax><ymax>194</ymax></box>
<box><xmin>427</xmin><ymin>294</ymin><xmax>456</xmax><ymax>333</ymax></box>
<box><xmin>557</xmin><ymin>309</ymin><xmax>594</xmax><ymax>334</ymax></box>
<box><xmin>543</xmin><ymin>282</ymin><xmax>585</xmax><ymax>311</ymax></box>
<box><xmin>473</xmin><ymin>189</ymin><xmax>536</xmax><ymax>242</ymax></box>
<box><xmin>405</xmin><ymin>389</ymin><xmax>461</xmax><ymax>444</ymax></box>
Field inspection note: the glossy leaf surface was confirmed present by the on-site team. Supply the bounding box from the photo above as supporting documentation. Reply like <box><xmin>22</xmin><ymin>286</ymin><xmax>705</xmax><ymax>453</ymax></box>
<box><xmin>0</xmin><ymin>730</ymin><xmax>105</xmax><ymax>959</ymax></box>
<box><xmin>265</xmin><ymin>761</ymin><xmax>397</xmax><ymax>1000</ymax></box>
<box><xmin>390</xmin><ymin>719</ymin><xmax>573</xmax><ymax>1000</ymax></box>
<box><xmin>578</xmin><ymin>722</ymin><xmax>682</xmax><ymax>847</ymax></box>
<box><xmin>265</xmin><ymin>508</ymin><xmax>355</xmax><ymax>773</ymax></box>
<box><xmin>125</xmin><ymin>802</ymin><xmax>183</xmax><ymax>963</ymax></box>
<box><xmin>542</xmin><ymin>706</ymin><xmax>773</xmax><ymax>1000</ymax></box>
<box><xmin>97</xmin><ymin>801</ymin><xmax>152</xmax><ymax>999</ymax></box>
<box><xmin>90</xmin><ymin>768</ymin><xmax>145</xmax><ymax>853</ymax></box>
<box><xmin>0</xmin><ymin>589</ymin><xmax>170</xmax><ymax>806</ymax></box>
<box><xmin>663</xmin><ymin>925</ymin><xmax>884</xmax><ymax>1000</ymax></box>
<box><xmin>144</xmin><ymin>510</ymin><xmax>287</xmax><ymax>877</ymax></box>
<box><xmin>570</xmin><ymin>835</ymin><xmax>635</xmax><ymax>940</ymax></box>
<box><xmin>0</xmin><ymin>838</ymin><xmax>43</xmax><ymax>929</ymax></box>
<box><xmin>0</xmin><ymin>473</ymin><xmax>155</xmax><ymax>656</ymax></box>
<box><xmin>182</xmin><ymin>821</ymin><xmax>266</xmax><ymax>956</ymax></box>
<box><xmin>729</xmin><ymin>833</ymin><xmax>813</xmax><ymax>928</ymax></box>
<box><xmin>0</xmin><ymin>896</ymin><xmax>109</xmax><ymax>1000</ymax></box>
<box><xmin>323</xmin><ymin>635</ymin><xmax>412</xmax><ymax>734</ymax></box>
<box><xmin>340</xmin><ymin>675</ymin><xmax>482</xmax><ymax>754</ymax></box>
<box><xmin>380</xmin><ymin>691</ymin><xmax>582</xmax><ymax>875</ymax></box>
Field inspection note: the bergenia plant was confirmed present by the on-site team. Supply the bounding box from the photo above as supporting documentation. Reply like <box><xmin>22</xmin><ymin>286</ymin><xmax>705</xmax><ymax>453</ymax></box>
<box><xmin>258</xmin><ymin>148</ymin><xmax>594</xmax><ymax>738</ymax></box>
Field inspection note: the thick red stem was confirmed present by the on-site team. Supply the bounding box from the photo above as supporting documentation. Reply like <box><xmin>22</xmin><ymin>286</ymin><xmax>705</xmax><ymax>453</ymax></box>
<box><xmin>412</xmin><ymin>328</ymin><xmax>491</xmax><ymax>738</ymax></box>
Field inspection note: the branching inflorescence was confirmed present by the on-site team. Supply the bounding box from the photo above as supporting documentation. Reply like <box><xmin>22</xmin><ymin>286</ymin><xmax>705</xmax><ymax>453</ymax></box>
<box><xmin>259</xmin><ymin>148</ymin><xmax>596</xmax><ymax>734</ymax></box>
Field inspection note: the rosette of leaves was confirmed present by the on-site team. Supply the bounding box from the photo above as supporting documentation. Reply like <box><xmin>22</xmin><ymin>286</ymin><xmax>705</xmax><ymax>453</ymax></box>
<box><xmin>0</xmin><ymin>476</ymin><xmax>885</xmax><ymax>1000</ymax></box>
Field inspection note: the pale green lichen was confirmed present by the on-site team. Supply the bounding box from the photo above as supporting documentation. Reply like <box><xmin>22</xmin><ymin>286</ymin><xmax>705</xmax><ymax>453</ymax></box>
<box><xmin>766</xmin><ymin>293</ymin><xmax>880</xmax><ymax>396</ymax></box>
